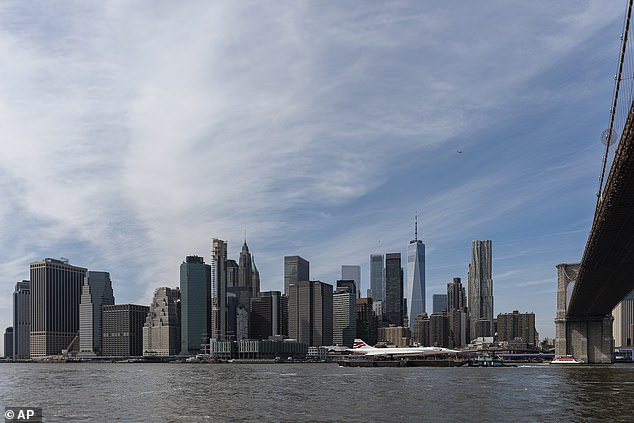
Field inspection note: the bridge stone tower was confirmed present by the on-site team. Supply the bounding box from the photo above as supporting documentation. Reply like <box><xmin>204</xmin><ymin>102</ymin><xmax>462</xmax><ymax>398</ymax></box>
<box><xmin>556</xmin><ymin>263</ymin><xmax>613</xmax><ymax>363</ymax></box>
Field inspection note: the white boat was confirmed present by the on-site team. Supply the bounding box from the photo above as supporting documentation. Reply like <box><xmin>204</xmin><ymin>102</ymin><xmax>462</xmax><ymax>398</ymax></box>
<box><xmin>550</xmin><ymin>355</ymin><xmax>583</xmax><ymax>364</ymax></box>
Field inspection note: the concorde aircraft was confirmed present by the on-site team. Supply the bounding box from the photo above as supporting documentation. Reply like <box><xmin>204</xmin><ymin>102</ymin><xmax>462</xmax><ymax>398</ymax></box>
<box><xmin>351</xmin><ymin>339</ymin><xmax>459</xmax><ymax>356</ymax></box>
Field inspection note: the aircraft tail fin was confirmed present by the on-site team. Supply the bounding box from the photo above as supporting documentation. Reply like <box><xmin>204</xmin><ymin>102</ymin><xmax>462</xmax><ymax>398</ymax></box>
<box><xmin>353</xmin><ymin>339</ymin><xmax>371</xmax><ymax>349</ymax></box>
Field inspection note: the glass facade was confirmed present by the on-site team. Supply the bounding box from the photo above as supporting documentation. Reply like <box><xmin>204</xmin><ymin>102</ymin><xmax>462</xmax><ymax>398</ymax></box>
<box><xmin>180</xmin><ymin>256</ymin><xmax>211</xmax><ymax>354</ymax></box>
<box><xmin>407</xmin><ymin>240</ymin><xmax>426</xmax><ymax>331</ymax></box>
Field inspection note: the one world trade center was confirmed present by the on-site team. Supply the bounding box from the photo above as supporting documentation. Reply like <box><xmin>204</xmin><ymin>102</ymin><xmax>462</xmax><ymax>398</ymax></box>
<box><xmin>407</xmin><ymin>215</ymin><xmax>425</xmax><ymax>331</ymax></box>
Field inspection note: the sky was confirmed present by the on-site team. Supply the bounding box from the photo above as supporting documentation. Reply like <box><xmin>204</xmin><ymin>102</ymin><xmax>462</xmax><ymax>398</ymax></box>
<box><xmin>0</xmin><ymin>0</ymin><xmax>627</xmax><ymax>353</ymax></box>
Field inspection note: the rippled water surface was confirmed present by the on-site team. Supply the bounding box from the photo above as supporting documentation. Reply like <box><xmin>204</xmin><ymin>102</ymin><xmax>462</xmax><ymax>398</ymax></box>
<box><xmin>1</xmin><ymin>363</ymin><xmax>633</xmax><ymax>422</ymax></box>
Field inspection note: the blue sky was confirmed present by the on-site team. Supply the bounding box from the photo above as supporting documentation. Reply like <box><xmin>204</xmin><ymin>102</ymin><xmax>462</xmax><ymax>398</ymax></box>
<box><xmin>0</xmin><ymin>1</ymin><xmax>626</xmax><ymax>352</ymax></box>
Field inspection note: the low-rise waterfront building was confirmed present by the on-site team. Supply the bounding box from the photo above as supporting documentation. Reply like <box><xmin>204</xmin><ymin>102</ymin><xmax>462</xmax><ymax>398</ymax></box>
<box><xmin>307</xmin><ymin>346</ymin><xmax>328</xmax><ymax>360</ymax></box>
<box><xmin>378</xmin><ymin>325</ymin><xmax>410</xmax><ymax>347</ymax></box>
<box><xmin>4</xmin><ymin>327</ymin><xmax>13</xmax><ymax>359</ymax></box>
<box><xmin>497</xmin><ymin>310</ymin><xmax>538</xmax><ymax>346</ymax></box>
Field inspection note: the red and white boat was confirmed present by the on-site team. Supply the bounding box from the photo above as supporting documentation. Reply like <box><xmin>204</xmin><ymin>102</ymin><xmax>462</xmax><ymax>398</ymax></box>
<box><xmin>550</xmin><ymin>355</ymin><xmax>583</xmax><ymax>364</ymax></box>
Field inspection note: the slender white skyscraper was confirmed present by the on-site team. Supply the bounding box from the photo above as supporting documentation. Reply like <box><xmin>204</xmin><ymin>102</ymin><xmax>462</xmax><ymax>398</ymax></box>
<box><xmin>407</xmin><ymin>215</ymin><xmax>426</xmax><ymax>331</ymax></box>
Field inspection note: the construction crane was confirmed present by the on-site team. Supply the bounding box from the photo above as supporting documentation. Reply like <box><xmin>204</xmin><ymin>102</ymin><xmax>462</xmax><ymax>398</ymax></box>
<box><xmin>52</xmin><ymin>332</ymin><xmax>80</xmax><ymax>361</ymax></box>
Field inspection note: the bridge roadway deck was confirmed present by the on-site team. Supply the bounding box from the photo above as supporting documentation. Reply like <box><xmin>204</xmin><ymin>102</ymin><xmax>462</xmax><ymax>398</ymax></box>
<box><xmin>568</xmin><ymin>105</ymin><xmax>634</xmax><ymax>317</ymax></box>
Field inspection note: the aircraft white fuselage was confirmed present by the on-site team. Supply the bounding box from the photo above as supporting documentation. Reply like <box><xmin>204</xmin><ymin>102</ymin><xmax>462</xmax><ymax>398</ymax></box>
<box><xmin>351</xmin><ymin>339</ymin><xmax>458</xmax><ymax>356</ymax></box>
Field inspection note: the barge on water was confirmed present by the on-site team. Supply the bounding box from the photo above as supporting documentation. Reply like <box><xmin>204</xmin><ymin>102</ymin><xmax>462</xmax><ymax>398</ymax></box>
<box><xmin>337</xmin><ymin>358</ymin><xmax>467</xmax><ymax>367</ymax></box>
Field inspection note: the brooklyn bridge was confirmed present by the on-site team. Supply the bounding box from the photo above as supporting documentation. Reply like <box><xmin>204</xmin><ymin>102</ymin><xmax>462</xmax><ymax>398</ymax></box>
<box><xmin>556</xmin><ymin>0</ymin><xmax>634</xmax><ymax>363</ymax></box>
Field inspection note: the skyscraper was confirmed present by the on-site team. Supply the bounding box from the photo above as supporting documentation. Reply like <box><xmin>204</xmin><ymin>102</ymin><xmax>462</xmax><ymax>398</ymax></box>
<box><xmin>612</xmin><ymin>289</ymin><xmax>634</xmax><ymax>347</ymax></box>
<box><xmin>102</xmin><ymin>304</ymin><xmax>149</xmax><ymax>357</ymax></box>
<box><xmin>369</xmin><ymin>254</ymin><xmax>384</xmax><ymax>303</ymax></box>
<box><xmin>333</xmin><ymin>287</ymin><xmax>356</xmax><ymax>348</ymax></box>
<box><xmin>412</xmin><ymin>313</ymin><xmax>430</xmax><ymax>346</ymax></box>
<box><xmin>30</xmin><ymin>258</ymin><xmax>87</xmax><ymax>358</ymax></box>
<box><xmin>407</xmin><ymin>216</ymin><xmax>426</xmax><ymax>332</ymax></box>
<box><xmin>447</xmin><ymin>277</ymin><xmax>468</xmax><ymax>348</ymax></box>
<box><xmin>336</xmin><ymin>280</ymin><xmax>357</xmax><ymax>297</ymax></box>
<box><xmin>468</xmin><ymin>240</ymin><xmax>494</xmax><ymax>341</ymax></box>
<box><xmin>429</xmin><ymin>313</ymin><xmax>449</xmax><ymax>347</ymax></box>
<box><xmin>180</xmin><ymin>256</ymin><xmax>211</xmax><ymax>354</ymax></box>
<box><xmin>288</xmin><ymin>281</ymin><xmax>333</xmax><ymax>347</ymax></box>
<box><xmin>238</xmin><ymin>241</ymin><xmax>253</xmax><ymax>292</ymax></box>
<box><xmin>4</xmin><ymin>327</ymin><xmax>13</xmax><ymax>359</ymax></box>
<box><xmin>79</xmin><ymin>271</ymin><xmax>115</xmax><ymax>356</ymax></box>
<box><xmin>250</xmin><ymin>291</ymin><xmax>284</xmax><ymax>340</ymax></box>
<box><xmin>447</xmin><ymin>277</ymin><xmax>466</xmax><ymax>311</ymax></box>
<box><xmin>341</xmin><ymin>265</ymin><xmax>361</xmax><ymax>299</ymax></box>
<box><xmin>384</xmin><ymin>253</ymin><xmax>403</xmax><ymax>326</ymax></box>
<box><xmin>143</xmin><ymin>287</ymin><xmax>181</xmax><ymax>356</ymax></box>
<box><xmin>432</xmin><ymin>294</ymin><xmax>447</xmax><ymax>314</ymax></box>
<box><xmin>211</xmin><ymin>239</ymin><xmax>227</xmax><ymax>340</ymax></box>
<box><xmin>356</xmin><ymin>298</ymin><xmax>378</xmax><ymax>346</ymax></box>
<box><xmin>251</xmin><ymin>256</ymin><xmax>261</xmax><ymax>299</ymax></box>
<box><xmin>284</xmin><ymin>256</ymin><xmax>309</xmax><ymax>295</ymax></box>
<box><xmin>497</xmin><ymin>310</ymin><xmax>538</xmax><ymax>346</ymax></box>
<box><xmin>12</xmin><ymin>280</ymin><xmax>30</xmax><ymax>359</ymax></box>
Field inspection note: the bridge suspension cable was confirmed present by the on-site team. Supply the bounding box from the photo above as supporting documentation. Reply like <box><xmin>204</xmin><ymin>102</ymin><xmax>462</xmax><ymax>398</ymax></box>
<box><xmin>597</xmin><ymin>0</ymin><xmax>634</xmax><ymax>209</ymax></box>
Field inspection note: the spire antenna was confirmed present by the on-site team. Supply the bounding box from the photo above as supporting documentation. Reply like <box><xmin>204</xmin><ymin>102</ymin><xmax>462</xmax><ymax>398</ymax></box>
<box><xmin>415</xmin><ymin>212</ymin><xmax>418</xmax><ymax>241</ymax></box>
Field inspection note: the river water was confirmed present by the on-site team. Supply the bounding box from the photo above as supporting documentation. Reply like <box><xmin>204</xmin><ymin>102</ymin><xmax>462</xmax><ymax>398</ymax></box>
<box><xmin>0</xmin><ymin>363</ymin><xmax>633</xmax><ymax>422</ymax></box>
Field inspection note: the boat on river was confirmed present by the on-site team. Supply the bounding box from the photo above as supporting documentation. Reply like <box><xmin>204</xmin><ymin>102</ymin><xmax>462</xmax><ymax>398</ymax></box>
<box><xmin>550</xmin><ymin>355</ymin><xmax>583</xmax><ymax>364</ymax></box>
<box><xmin>467</xmin><ymin>351</ymin><xmax>516</xmax><ymax>367</ymax></box>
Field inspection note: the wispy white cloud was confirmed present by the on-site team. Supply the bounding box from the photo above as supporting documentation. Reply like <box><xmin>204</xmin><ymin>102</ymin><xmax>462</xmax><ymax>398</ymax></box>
<box><xmin>0</xmin><ymin>1</ymin><xmax>623</xmax><ymax>344</ymax></box>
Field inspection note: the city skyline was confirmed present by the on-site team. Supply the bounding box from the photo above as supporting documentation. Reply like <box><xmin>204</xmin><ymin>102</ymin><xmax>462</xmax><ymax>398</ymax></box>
<box><xmin>0</xmin><ymin>1</ymin><xmax>625</xmax><ymax>352</ymax></box>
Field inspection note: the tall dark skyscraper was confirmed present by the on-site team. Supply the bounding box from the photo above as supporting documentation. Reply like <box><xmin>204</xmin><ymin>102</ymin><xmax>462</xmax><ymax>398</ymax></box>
<box><xmin>4</xmin><ymin>327</ymin><xmax>13</xmax><ymax>359</ymax></box>
<box><xmin>356</xmin><ymin>298</ymin><xmax>378</xmax><ymax>346</ymax></box>
<box><xmin>238</xmin><ymin>241</ymin><xmax>253</xmax><ymax>291</ymax></box>
<box><xmin>250</xmin><ymin>291</ymin><xmax>285</xmax><ymax>340</ymax></box>
<box><xmin>211</xmin><ymin>239</ymin><xmax>227</xmax><ymax>340</ymax></box>
<box><xmin>447</xmin><ymin>277</ymin><xmax>468</xmax><ymax>348</ymax></box>
<box><xmin>226</xmin><ymin>259</ymin><xmax>239</xmax><ymax>288</ymax></box>
<box><xmin>468</xmin><ymin>240</ymin><xmax>494</xmax><ymax>340</ymax></box>
<box><xmin>447</xmin><ymin>277</ymin><xmax>466</xmax><ymax>311</ymax></box>
<box><xmin>30</xmin><ymin>258</ymin><xmax>87</xmax><ymax>358</ymax></box>
<box><xmin>12</xmin><ymin>280</ymin><xmax>30</xmax><ymax>359</ymax></box>
<box><xmin>432</xmin><ymin>294</ymin><xmax>447</xmax><ymax>314</ymax></box>
<box><xmin>79</xmin><ymin>271</ymin><xmax>115</xmax><ymax>356</ymax></box>
<box><xmin>284</xmin><ymin>255</ymin><xmax>309</xmax><ymax>295</ymax></box>
<box><xmin>180</xmin><ymin>256</ymin><xmax>211</xmax><ymax>354</ymax></box>
<box><xmin>237</xmin><ymin>240</ymin><xmax>260</xmax><ymax>299</ymax></box>
<box><xmin>341</xmin><ymin>265</ymin><xmax>361</xmax><ymax>299</ymax></box>
<box><xmin>384</xmin><ymin>253</ymin><xmax>404</xmax><ymax>326</ymax></box>
<box><xmin>288</xmin><ymin>281</ymin><xmax>333</xmax><ymax>347</ymax></box>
